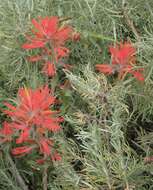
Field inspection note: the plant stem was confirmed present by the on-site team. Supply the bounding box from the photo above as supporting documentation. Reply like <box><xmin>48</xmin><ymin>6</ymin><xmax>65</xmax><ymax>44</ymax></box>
<box><xmin>7</xmin><ymin>154</ymin><xmax>29</xmax><ymax>190</ymax></box>
<box><xmin>43</xmin><ymin>165</ymin><xmax>48</xmax><ymax>190</ymax></box>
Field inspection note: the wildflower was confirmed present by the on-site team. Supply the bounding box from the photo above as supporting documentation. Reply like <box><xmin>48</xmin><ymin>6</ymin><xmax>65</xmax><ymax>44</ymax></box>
<box><xmin>4</xmin><ymin>86</ymin><xmax>61</xmax><ymax>132</ymax></box>
<box><xmin>2</xmin><ymin>86</ymin><xmax>63</xmax><ymax>162</ymax></box>
<box><xmin>96</xmin><ymin>42</ymin><xmax>144</xmax><ymax>81</ymax></box>
<box><xmin>109</xmin><ymin>42</ymin><xmax>136</xmax><ymax>65</ymax></box>
<box><xmin>22</xmin><ymin>16</ymin><xmax>79</xmax><ymax>77</ymax></box>
<box><xmin>22</xmin><ymin>16</ymin><xmax>73</xmax><ymax>50</ymax></box>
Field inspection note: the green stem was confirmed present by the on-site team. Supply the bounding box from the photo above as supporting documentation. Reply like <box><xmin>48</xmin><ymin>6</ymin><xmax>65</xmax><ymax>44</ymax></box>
<box><xmin>7</xmin><ymin>154</ymin><xmax>29</xmax><ymax>190</ymax></box>
<box><xmin>43</xmin><ymin>165</ymin><xmax>48</xmax><ymax>190</ymax></box>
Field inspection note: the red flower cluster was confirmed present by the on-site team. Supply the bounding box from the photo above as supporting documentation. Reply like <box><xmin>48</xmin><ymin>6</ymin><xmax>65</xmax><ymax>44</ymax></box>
<box><xmin>96</xmin><ymin>42</ymin><xmax>144</xmax><ymax>81</ymax></box>
<box><xmin>22</xmin><ymin>16</ymin><xmax>80</xmax><ymax>77</ymax></box>
<box><xmin>1</xmin><ymin>86</ymin><xmax>63</xmax><ymax>162</ymax></box>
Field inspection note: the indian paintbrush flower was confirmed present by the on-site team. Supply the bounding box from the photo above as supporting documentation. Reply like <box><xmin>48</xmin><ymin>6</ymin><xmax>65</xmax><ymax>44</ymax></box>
<box><xmin>96</xmin><ymin>42</ymin><xmax>144</xmax><ymax>81</ymax></box>
<box><xmin>22</xmin><ymin>16</ymin><xmax>79</xmax><ymax>77</ymax></box>
<box><xmin>1</xmin><ymin>86</ymin><xmax>63</xmax><ymax>162</ymax></box>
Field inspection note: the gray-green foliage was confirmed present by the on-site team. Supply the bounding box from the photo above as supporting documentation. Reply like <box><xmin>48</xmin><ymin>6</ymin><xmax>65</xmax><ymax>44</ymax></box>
<box><xmin>1</xmin><ymin>0</ymin><xmax>153</xmax><ymax>190</ymax></box>
<box><xmin>67</xmin><ymin>65</ymin><xmax>153</xmax><ymax>189</ymax></box>
<box><xmin>0</xmin><ymin>156</ymin><xmax>21</xmax><ymax>190</ymax></box>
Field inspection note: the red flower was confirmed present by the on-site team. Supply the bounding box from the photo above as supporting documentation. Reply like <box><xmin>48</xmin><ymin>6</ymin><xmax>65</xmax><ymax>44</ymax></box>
<box><xmin>109</xmin><ymin>42</ymin><xmax>136</xmax><ymax>65</ymax></box>
<box><xmin>22</xmin><ymin>16</ymin><xmax>73</xmax><ymax>50</ymax></box>
<box><xmin>12</xmin><ymin>146</ymin><xmax>33</xmax><ymax>155</ymax></box>
<box><xmin>22</xmin><ymin>16</ymin><xmax>78</xmax><ymax>77</ymax></box>
<box><xmin>96</xmin><ymin>42</ymin><xmax>144</xmax><ymax>81</ymax></box>
<box><xmin>4</xmin><ymin>86</ymin><xmax>61</xmax><ymax>132</ymax></box>
<box><xmin>3</xmin><ymin>86</ymin><xmax>63</xmax><ymax>162</ymax></box>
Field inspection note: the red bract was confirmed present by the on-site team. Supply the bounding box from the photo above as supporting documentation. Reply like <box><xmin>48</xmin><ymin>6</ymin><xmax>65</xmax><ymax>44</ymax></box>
<box><xmin>96</xmin><ymin>64</ymin><xmax>114</xmax><ymax>75</ymax></box>
<box><xmin>22</xmin><ymin>40</ymin><xmax>45</xmax><ymax>49</ymax></box>
<box><xmin>54</xmin><ymin>47</ymin><xmax>70</xmax><ymax>59</ymax></box>
<box><xmin>27</xmin><ymin>55</ymin><xmax>43</xmax><ymax>62</ymax></box>
<box><xmin>22</xmin><ymin>16</ymin><xmax>78</xmax><ymax>77</ymax></box>
<box><xmin>42</xmin><ymin>61</ymin><xmax>56</xmax><ymax>77</ymax></box>
<box><xmin>12</xmin><ymin>146</ymin><xmax>34</xmax><ymax>155</ymax></box>
<box><xmin>22</xmin><ymin>17</ymin><xmax>73</xmax><ymax>49</ymax></box>
<box><xmin>4</xmin><ymin>86</ymin><xmax>60</xmax><ymax>131</ymax></box>
<box><xmin>109</xmin><ymin>42</ymin><xmax>136</xmax><ymax>65</ymax></box>
<box><xmin>3</xmin><ymin>86</ymin><xmax>63</xmax><ymax>162</ymax></box>
<box><xmin>40</xmin><ymin>138</ymin><xmax>52</xmax><ymax>156</ymax></box>
<box><xmin>96</xmin><ymin>42</ymin><xmax>144</xmax><ymax>81</ymax></box>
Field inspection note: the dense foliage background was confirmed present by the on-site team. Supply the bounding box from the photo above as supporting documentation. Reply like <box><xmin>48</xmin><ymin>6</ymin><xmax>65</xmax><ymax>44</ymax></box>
<box><xmin>1</xmin><ymin>0</ymin><xmax>153</xmax><ymax>189</ymax></box>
